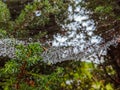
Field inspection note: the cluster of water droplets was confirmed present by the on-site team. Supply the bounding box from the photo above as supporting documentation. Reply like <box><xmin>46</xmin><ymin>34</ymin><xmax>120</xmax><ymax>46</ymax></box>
<box><xmin>0</xmin><ymin>35</ymin><xmax>119</xmax><ymax>64</ymax></box>
<box><xmin>0</xmin><ymin>38</ymin><xmax>24</xmax><ymax>58</ymax></box>
<box><xmin>43</xmin><ymin>36</ymin><xmax>120</xmax><ymax>64</ymax></box>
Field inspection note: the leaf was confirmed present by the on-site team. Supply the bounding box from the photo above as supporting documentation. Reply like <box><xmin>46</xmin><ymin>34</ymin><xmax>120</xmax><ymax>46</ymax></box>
<box><xmin>105</xmin><ymin>83</ymin><xmax>113</xmax><ymax>90</ymax></box>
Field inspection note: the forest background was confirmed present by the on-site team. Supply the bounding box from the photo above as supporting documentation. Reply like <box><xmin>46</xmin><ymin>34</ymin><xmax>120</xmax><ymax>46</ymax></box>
<box><xmin>0</xmin><ymin>0</ymin><xmax>120</xmax><ymax>90</ymax></box>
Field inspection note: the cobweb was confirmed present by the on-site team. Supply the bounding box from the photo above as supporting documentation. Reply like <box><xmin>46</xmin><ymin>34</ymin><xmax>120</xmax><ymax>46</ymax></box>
<box><xmin>0</xmin><ymin>34</ymin><xmax>119</xmax><ymax>64</ymax></box>
<box><xmin>0</xmin><ymin>0</ymin><xmax>119</xmax><ymax>64</ymax></box>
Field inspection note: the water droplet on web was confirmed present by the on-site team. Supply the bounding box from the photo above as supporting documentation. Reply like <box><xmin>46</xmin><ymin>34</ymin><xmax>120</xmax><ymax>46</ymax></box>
<box><xmin>35</xmin><ymin>11</ymin><xmax>41</xmax><ymax>17</ymax></box>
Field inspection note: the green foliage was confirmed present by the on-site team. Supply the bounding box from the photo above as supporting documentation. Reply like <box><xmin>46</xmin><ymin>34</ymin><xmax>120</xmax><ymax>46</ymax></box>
<box><xmin>0</xmin><ymin>49</ymin><xmax>115</xmax><ymax>90</ymax></box>
<box><xmin>0</xmin><ymin>0</ymin><xmax>70</xmax><ymax>38</ymax></box>
<box><xmin>0</xmin><ymin>1</ymin><xmax>10</xmax><ymax>30</ymax></box>
<box><xmin>12</xmin><ymin>0</ymin><xmax>69</xmax><ymax>37</ymax></box>
<box><xmin>0</xmin><ymin>43</ymin><xmax>63</xmax><ymax>90</ymax></box>
<box><xmin>2</xmin><ymin>60</ymin><xmax>19</xmax><ymax>74</ymax></box>
<box><xmin>60</xmin><ymin>61</ymin><xmax>114</xmax><ymax>90</ymax></box>
<box><xmin>0</xmin><ymin>43</ymin><xmax>43</xmax><ymax>89</ymax></box>
<box><xmin>15</xmin><ymin>43</ymin><xmax>43</xmax><ymax>65</ymax></box>
<box><xmin>0</xmin><ymin>29</ymin><xmax>7</xmax><ymax>38</ymax></box>
<box><xmin>94</xmin><ymin>5</ymin><xmax>113</xmax><ymax>14</ymax></box>
<box><xmin>0</xmin><ymin>1</ymin><xmax>10</xmax><ymax>22</ymax></box>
